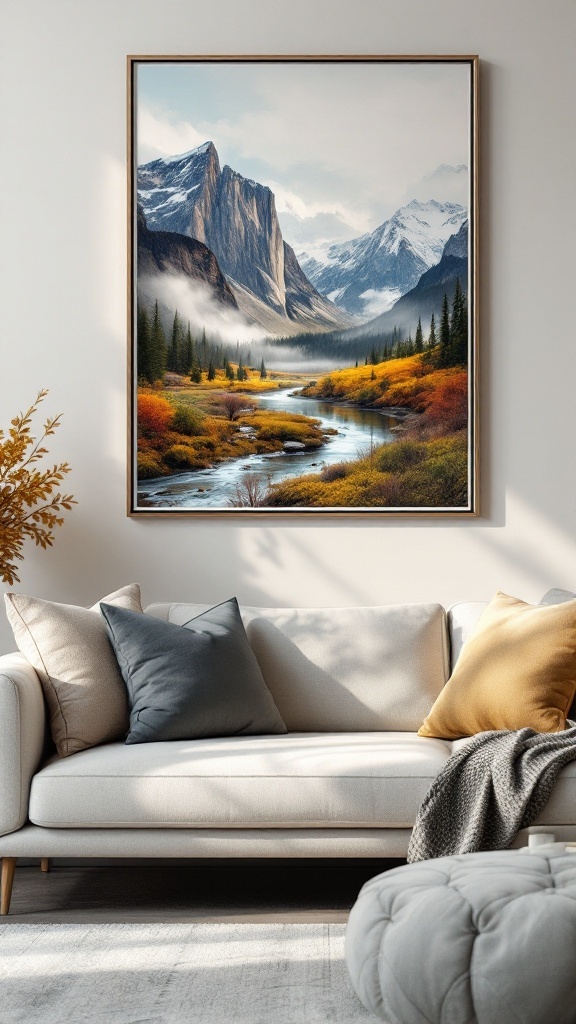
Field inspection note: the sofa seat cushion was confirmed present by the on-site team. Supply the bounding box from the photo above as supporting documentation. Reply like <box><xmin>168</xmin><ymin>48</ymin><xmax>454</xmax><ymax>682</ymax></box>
<box><xmin>28</xmin><ymin>733</ymin><xmax>452</xmax><ymax>829</ymax></box>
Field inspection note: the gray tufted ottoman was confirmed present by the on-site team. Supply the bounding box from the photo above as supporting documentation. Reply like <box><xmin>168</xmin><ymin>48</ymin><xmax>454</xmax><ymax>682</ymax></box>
<box><xmin>346</xmin><ymin>848</ymin><xmax>576</xmax><ymax>1024</ymax></box>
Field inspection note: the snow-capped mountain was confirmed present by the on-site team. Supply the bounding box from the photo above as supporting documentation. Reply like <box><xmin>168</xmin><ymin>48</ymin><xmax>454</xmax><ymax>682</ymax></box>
<box><xmin>299</xmin><ymin>199</ymin><xmax>467</xmax><ymax>316</ymax></box>
<box><xmin>343</xmin><ymin>220</ymin><xmax>469</xmax><ymax>340</ymax></box>
<box><xmin>138</xmin><ymin>143</ymin><xmax>354</xmax><ymax>334</ymax></box>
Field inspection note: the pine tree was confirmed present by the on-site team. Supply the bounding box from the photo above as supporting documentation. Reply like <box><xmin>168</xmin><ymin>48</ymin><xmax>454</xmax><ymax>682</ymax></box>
<box><xmin>354</xmin><ymin>359</ymin><xmax>358</xmax><ymax>368</ymax></box>
<box><xmin>370</xmin><ymin>368</ymin><xmax>376</xmax><ymax>380</ymax></box>
<box><xmin>438</xmin><ymin>294</ymin><xmax>451</xmax><ymax>367</ymax></box>
<box><xmin>450</xmin><ymin>278</ymin><xmax>468</xmax><ymax>365</ymax></box>
<box><xmin>167</xmin><ymin>310</ymin><xmax>188</xmax><ymax>374</ymax></box>
<box><xmin>201</xmin><ymin>328</ymin><xmax>208</xmax><ymax>370</ymax></box>
<box><xmin>225</xmin><ymin>360</ymin><xmax>235</xmax><ymax>381</ymax></box>
<box><xmin>175</xmin><ymin>318</ymin><xmax>188</xmax><ymax>374</ymax></box>
<box><xmin>190</xmin><ymin>364</ymin><xmax>202</xmax><ymax>384</ymax></box>
<box><xmin>364</xmin><ymin>355</ymin><xmax>368</xmax><ymax>366</ymax></box>
<box><xmin>370</xmin><ymin>346</ymin><xmax>378</xmax><ymax>365</ymax></box>
<box><xmin>422</xmin><ymin>312</ymin><xmax>437</xmax><ymax>365</ymax></box>
<box><xmin>167</xmin><ymin>311</ymin><xmax>180</xmax><ymax>372</ymax></box>
<box><xmin>259</xmin><ymin>359</ymin><xmax>267</xmax><ymax>380</ymax></box>
<box><xmin>428</xmin><ymin>312</ymin><xmax>437</xmax><ymax>349</ymax></box>
<box><xmin>183</xmin><ymin>324</ymin><xmax>193</xmax><ymax>375</ymax></box>
<box><xmin>136</xmin><ymin>305</ymin><xmax>152</xmax><ymax>383</ymax></box>
<box><xmin>414</xmin><ymin>317</ymin><xmax>424</xmax><ymax>354</ymax></box>
<box><xmin>207</xmin><ymin>359</ymin><xmax>215</xmax><ymax>381</ymax></box>
<box><xmin>148</xmin><ymin>301</ymin><xmax>167</xmax><ymax>383</ymax></box>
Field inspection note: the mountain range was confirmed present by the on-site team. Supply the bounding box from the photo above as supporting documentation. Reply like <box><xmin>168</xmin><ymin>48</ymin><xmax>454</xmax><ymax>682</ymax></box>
<box><xmin>138</xmin><ymin>143</ymin><xmax>355</xmax><ymax>335</ymax></box>
<box><xmin>298</xmin><ymin>199</ymin><xmax>467</xmax><ymax>316</ymax></box>
<box><xmin>343</xmin><ymin>220</ymin><xmax>469</xmax><ymax>341</ymax></box>
<box><xmin>137</xmin><ymin>142</ymin><xmax>469</xmax><ymax>346</ymax></box>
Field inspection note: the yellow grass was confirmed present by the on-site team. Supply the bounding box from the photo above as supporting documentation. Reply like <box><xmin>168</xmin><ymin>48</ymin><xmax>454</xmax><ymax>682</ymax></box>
<box><xmin>165</xmin><ymin>367</ymin><xmax>315</xmax><ymax>394</ymax></box>
<box><xmin>302</xmin><ymin>354</ymin><xmax>463</xmax><ymax>414</ymax></box>
<box><xmin>266</xmin><ymin>431</ymin><xmax>468</xmax><ymax>508</ymax></box>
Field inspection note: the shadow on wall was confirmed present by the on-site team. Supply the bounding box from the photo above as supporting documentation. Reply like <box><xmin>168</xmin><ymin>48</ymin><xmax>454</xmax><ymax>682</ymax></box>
<box><xmin>0</xmin><ymin>506</ymin><xmax>280</xmax><ymax>656</ymax></box>
<box><xmin>465</xmin><ymin>491</ymin><xmax>576</xmax><ymax>599</ymax></box>
<box><xmin>3</xmin><ymin>488</ymin><xmax>576</xmax><ymax>660</ymax></box>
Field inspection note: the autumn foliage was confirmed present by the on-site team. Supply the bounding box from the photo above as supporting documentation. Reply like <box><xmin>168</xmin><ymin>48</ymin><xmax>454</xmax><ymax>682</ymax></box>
<box><xmin>137</xmin><ymin>393</ymin><xmax>174</xmax><ymax>437</ymax></box>
<box><xmin>136</xmin><ymin>387</ymin><xmax>331</xmax><ymax>480</ymax></box>
<box><xmin>0</xmin><ymin>390</ymin><xmax>76</xmax><ymax>585</ymax></box>
<box><xmin>417</xmin><ymin>371</ymin><xmax>468</xmax><ymax>437</ymax></box>
<box><xmin>302</xmin><ymin>353</ymin><xmax>467</xmax><ymax>439</ymax></box>
<box><xmin>136</xmin><ymin>346</ymin><xmax>469</xmax><ymax>507</ymax></box>
<box><xmin>264</xmin><ymin>353</ymin><xmax>469</xmax><ymax>508</ymax></box>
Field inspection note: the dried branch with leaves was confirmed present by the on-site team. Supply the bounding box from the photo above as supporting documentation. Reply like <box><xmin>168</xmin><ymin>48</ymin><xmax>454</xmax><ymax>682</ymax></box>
<box><xmin>228</xmin><ymin>472</ymin><xmax>271</xmax><ymax>508</ymax></box>
<box><xmin>0</xmin><ymin>389</ymin><xmax>76</xmax><ymax>585</ymax></box>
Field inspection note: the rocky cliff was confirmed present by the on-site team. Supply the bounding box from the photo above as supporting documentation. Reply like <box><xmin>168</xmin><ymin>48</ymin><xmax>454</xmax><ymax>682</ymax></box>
<box><xmin>137</xmin><ymin>205</ymin><xmax>238</xmax><ymax>310</ymax></box>
<box><xmin>138</xmin><ymin>144</ymin><xmax>353</xmax><ymax>333</ymax></box>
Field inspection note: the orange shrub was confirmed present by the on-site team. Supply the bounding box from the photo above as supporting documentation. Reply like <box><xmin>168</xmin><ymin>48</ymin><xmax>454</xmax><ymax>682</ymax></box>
<box><xmin>421</xmin><ymin>371</ymin><xmax>468</xmax><ymax>435</ymax></box>
<box><xmin>138</xmin><ymin>393</ymin><xmax>174</xmax><ymax>437</ymax></box>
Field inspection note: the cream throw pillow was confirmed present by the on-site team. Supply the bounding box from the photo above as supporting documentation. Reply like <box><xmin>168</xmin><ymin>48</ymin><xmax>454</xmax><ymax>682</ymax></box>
<box><xmin>5</xmin><ymin>585</ymin><xmax>141</xmax><ymax>756</ymax></box>
<box><xmin>418</xmin><ymin>591</ymin><xmax>576</xmax><ymax>739</ymax></box>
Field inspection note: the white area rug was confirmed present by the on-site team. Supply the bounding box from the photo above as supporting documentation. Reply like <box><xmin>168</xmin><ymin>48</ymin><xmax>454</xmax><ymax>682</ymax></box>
<box><xmin>0</xmin><ymin>922</ymin><xmax>381</xmax><ymax>1024</ymax></box>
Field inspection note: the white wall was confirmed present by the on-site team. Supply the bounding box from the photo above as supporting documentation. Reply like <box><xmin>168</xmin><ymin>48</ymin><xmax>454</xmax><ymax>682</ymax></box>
<box><xmin>1</xmin><ymin>0</ymin><xmax>576</xmax><ymax>654</ymax></box>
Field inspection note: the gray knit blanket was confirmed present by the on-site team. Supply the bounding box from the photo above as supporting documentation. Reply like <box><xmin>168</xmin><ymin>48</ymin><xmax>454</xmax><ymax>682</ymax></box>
<box><xmin>407</xmin><ymin>725</ymin><xmax>576</xmax><ymax>863</ymax></box>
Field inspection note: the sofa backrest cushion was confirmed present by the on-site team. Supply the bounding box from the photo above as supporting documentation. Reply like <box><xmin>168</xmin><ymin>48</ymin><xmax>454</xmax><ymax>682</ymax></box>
<box><xmin>448</xmin><ymin>602</ymin><xmax>487</xmax><ymax>670</ymax></box>
<box><xmin>146</xmin><ymin>602</ymin><xmax>449</xmax><ymax>732</ymax></box>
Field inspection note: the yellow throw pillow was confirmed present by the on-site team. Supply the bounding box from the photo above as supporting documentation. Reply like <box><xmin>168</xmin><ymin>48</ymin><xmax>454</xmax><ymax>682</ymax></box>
<box><xmin>418</xmin><ymin>591</ymin><xmax>576</xmax><ymax>739</ymax></box>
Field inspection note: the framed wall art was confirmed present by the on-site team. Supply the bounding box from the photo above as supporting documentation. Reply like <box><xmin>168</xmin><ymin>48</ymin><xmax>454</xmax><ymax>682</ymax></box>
<box><xmin>128</xmin><ymin>55</ymin><xmax>478</xmax><ymax>517</ymax></box>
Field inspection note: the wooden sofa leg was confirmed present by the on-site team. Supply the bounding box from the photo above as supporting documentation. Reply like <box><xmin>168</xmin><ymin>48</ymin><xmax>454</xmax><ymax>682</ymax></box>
<box><xmin>1</xmin><ymin>858</ymin><xmax>17</xmax><ymax>915</ymax></box>
<box><xmin>41</xmin><ymin>858</ymin><xmax>50</xmax><ymax>873</ymax></box>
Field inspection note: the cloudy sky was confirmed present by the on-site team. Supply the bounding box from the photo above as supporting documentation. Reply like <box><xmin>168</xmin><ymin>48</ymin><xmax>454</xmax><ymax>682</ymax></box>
<box><xmin>136</xmin><ymin>60</ymin><xmax>471</xmax><ymax>251</ymax></box>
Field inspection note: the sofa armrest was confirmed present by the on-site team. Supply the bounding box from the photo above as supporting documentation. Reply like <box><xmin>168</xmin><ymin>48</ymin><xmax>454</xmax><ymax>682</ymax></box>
<box><xmin>0</xmin><ymin>653</ymin><xmax>46</xmax><ymax>836</ymax></box>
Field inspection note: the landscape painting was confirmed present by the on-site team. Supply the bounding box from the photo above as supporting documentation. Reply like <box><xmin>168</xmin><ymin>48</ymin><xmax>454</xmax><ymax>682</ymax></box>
<box><xmin>128</xmin><ymin>57</ymin><xmax>478</xmax><ymax>516</ymax></box>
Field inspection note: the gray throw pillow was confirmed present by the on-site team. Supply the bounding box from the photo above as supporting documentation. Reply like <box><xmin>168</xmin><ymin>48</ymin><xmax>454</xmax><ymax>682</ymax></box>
<box><xmin>540</xmin><ymin>589</ymin><xmax>576</xmax><ymax>720</ymax></box>
<box><xmin>100</xmin><ymin>597</ymin><xmax>287</xmax><ymax>743</ymax></box>
<box><xmin>540</xmin><ymin>589</ymin><xmax>576</xmax><ymax>606</ymax></box>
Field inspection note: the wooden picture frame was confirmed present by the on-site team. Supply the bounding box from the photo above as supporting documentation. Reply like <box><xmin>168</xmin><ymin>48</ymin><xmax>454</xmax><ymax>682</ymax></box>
<box><xmin>128</xmin><ymin>55</ymin><xmax>478</xmax><ymax>517</ymax></box>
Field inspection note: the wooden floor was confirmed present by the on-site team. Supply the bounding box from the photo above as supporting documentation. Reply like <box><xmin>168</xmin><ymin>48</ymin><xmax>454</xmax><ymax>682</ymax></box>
<box><xmin>1</xmin><ymin>858</ymin><xmax>404</xmax><ymax>924</ymax></box>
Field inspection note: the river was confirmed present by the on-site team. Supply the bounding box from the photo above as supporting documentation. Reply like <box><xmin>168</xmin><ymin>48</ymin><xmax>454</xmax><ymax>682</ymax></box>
<box><xmin>136</xmin><ymin>388</ymin><xmax>403</xmax><ymax>509</ymax></box>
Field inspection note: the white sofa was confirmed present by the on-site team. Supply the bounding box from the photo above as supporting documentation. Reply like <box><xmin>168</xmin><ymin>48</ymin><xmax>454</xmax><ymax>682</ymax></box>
<box><xmin>1</xmin><ymin>598</ymin><xmax>575</xmax><ymax>914</ymax></box>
